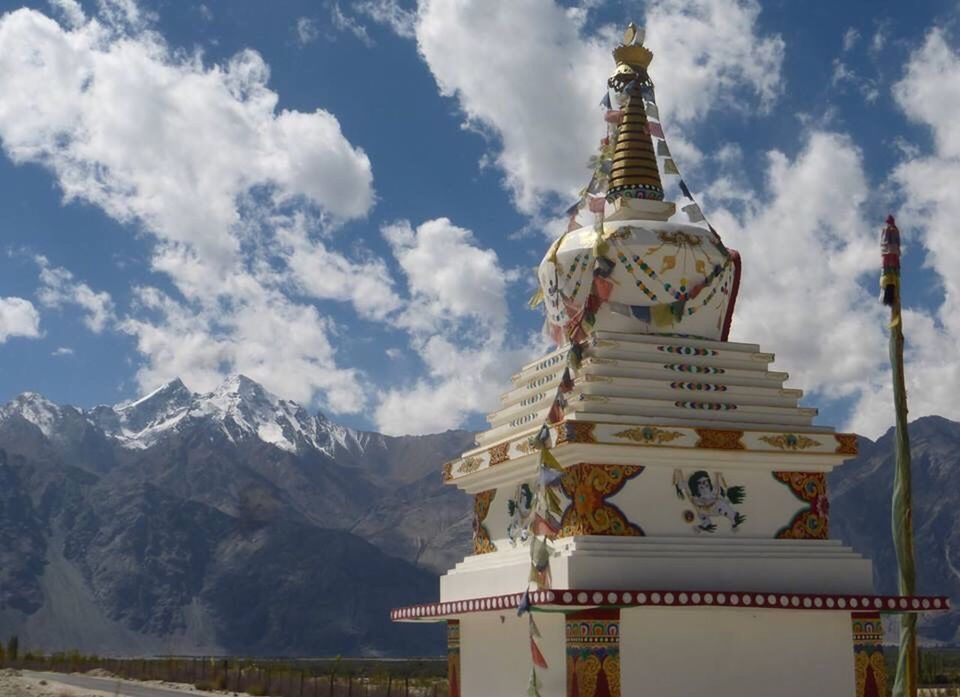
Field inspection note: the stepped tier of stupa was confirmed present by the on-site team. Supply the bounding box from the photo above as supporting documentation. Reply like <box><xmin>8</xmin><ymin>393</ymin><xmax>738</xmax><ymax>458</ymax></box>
<box><xmin>392</xmin><ymin>23</ymin><xmax>948</xmax><ymax>697</ymax></box>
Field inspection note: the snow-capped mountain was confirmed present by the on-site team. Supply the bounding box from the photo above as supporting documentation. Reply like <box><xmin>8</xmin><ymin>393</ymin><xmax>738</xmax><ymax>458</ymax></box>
<box><xmin>4</xmin><ymin>374</ymin><xmax>371</xmax><ymax>457</ymax></box>
<box><xmin>0</xmin><ymin>377</ymin><xmax>474</xmax><ymax>656</ymax></box>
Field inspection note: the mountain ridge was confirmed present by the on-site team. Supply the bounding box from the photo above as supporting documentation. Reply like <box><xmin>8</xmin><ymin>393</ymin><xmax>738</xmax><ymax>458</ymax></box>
<box><xmin>0</xmin><ymin>379</ymin><xmax>958</xmax><ymax>654</ymax></box>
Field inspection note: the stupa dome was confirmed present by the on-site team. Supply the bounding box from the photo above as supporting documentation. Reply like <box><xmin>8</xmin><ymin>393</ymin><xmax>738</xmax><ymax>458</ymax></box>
<box><xmin>538</xmin><ymin>23</ymin><xmax>740</xmax><ymax>343</ymax></box>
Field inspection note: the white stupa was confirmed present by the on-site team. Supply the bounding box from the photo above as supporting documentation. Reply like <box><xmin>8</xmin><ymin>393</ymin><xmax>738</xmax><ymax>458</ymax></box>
<box><xmin>393</xmin><ymin>24</ymin><xmax>948</xmax><ymax>697</ymax></box>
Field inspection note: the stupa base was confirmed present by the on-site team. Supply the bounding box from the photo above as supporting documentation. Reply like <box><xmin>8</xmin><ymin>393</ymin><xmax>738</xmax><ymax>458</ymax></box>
<box><xmin>396</xmin><ymin>591</ymin><xmax>947</xmax><ymax>697</ymax></box>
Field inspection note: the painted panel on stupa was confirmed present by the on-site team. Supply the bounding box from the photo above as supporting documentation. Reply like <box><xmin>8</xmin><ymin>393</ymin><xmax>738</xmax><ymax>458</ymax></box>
<box><xmin>566</xmin><ymin>609</ymin><xmax>621</xmax><ymax>697</ymax></box>
<box><xmin>473</xmin><ymin>490</ymin><xmax>497</xmax><ymax>554</ymax></box>
<box><xmin>559</xmin><ymin>464</ymin><xmax>645</xmax><ymax>536</ymax></box>
<box><xmin>772</xmin><ymin>471</ymin><xmax>829</xmax><ymax>540</ymax></box>
<box><xmin>851</xmin><ymin>613</ymin><xmax>886</xmax><ymax>697</ymax></box>
<box><xmin>673</xmin><ymin>469</ymin><xmax>746</xmax><ymax>533</ymax></box>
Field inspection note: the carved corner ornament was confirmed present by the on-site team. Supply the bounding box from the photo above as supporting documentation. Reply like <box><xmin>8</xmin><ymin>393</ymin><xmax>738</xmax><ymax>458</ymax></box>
<box><xmin>560</xmin><ymin>464</ymin><xmax>644</xmax><ymax>537</ymax></box>
<box><xmin>473</xmin><ymin>490</ymin><xmax>497</xmax><ymax>554</ymax></box>
<box><xmin>772</xmin><ymin>471</ymin><xmax>829</xmax><ymax>540</ymax></box>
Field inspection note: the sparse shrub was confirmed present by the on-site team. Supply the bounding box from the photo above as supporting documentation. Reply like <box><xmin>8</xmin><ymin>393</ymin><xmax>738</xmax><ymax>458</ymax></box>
<box><xmin>6</xmin><ymin>635</ymin><xmax>17</xmax><ymax>662</ymax></box>
<box><xmin>246</xmin><ymin>683</ymin><xmax>268</xmax><ymax>696</ymax></box>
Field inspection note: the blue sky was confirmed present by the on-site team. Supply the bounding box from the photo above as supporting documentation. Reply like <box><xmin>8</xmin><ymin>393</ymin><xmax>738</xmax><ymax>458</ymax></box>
<box><xmin>0</xmin><ymin>0</ymin><xmax>959</xmax><ymax>437</ymax></box>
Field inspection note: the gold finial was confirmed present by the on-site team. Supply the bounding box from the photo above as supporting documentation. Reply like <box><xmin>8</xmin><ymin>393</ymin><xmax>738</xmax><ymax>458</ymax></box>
<box><xmin>606</xmin><ymin>22</ymin><xmax>663</xmax><ymax>203</ymax></box>
<box><xmin>613</xmin><ymin>22</ymin><xmax>653</xmax><ymax>70</ymax></box>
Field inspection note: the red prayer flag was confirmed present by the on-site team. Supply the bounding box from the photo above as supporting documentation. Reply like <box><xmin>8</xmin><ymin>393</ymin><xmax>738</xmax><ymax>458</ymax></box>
<box><xmin>530</xmin><ymin>637</ymin><xmax>549</xmax><ymax>669</ymax></box>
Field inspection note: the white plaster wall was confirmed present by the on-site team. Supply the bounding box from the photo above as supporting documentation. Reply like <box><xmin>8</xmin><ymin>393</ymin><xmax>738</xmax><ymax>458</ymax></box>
<box><xmin>480</xmin><ymin>463</ymin><xmax>826</xmax><ymax>552</ymax></box>
<box><xmin>620</xmin><ymin>607</ymin><xmax>856</xmax><ymax>697</ymax></box>
<box><xmin>461</xmin><ymin>612</ymin><xmax>565</xmax><ymax>697</ymax></box>
<box><xmin>609</xmin><ymin>464</ymin><xmax>811</xmax><ymax>538</ymax></box>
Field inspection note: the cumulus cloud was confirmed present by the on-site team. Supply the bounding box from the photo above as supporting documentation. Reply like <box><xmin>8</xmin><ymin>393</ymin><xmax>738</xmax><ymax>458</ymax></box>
<box><xmin>838</xmin><ymin>28</ymin><xmax>960</xmax><ymax>435</ymax></box>
<box><xmin>0</xmin><ymin>297</ymin><xmax>41</xmax><ymax>343</ymax></box>
<box><xmin>276</xmin><ymin>214</ymin><xmax>402</xmax><ymax>321</ymax></box>
<box><xmin>375</xmin><ymin>217</ymin><xmax>537</xmax><ymax>434</ymax></box>
<box><xmin>710</xmin><ymin>132</ymin><xmax>887</xmax><ymax>407</ymax></box>
<box><xmin>383</xmin><ymin>218</ymin><xmax>510</xmax><ymax>332</ymax></box>
<box><xmin>408</xmin><ymin>0</ymin><xmax>783</xmax><ymax>214</ymax></box>
<box><xmin>0</xmin><ymin>4</ymin><xmax>378</xmax><ymax>413</ymax></box>
<box><xmin>47</xmin><ymin>0</ymin><xmax>85</xmax><ymax>27</ymax></box>
<box><xmin>36</xmin><ymin>256</ymin><xmax>115</xmax><ymax>333</ymax></box>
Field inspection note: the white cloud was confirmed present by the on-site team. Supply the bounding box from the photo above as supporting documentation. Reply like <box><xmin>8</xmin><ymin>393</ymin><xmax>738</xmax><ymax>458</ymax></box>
<box><xmin>644</xmin><ymin>0</ymin><xmax>785</xmax><ymax>123</ymax></box>
<box><xmin>0</xmin><ymin>10</ymin><xmax>373</xmax><ymax>267</ymax></box>
<box><xmin>276</xmin><ymin>213</ymin><xmax>402</xmax><ymax>321</ymax></box>
<box><xmin>711</xmin><ymin>132</ymin><xmax>887</xmax><ymax>411</ymax></box>
<box><xmin>330</xmin><ymin>2</ymin><xmax>374</xmax><ymax>47</ymax></box>
<box><xmin>296</xmin><ymin>17</ymin><xmax>319</xmax><ymax>46</ymax></box>
<box><xmin>375</xmin><ymin>217</ymin><xmax>538</xmax><ymax>434</ymax></box>
<box><xmin>356</xmin><ymin>0</ymin><xmax>415</xmax><ymax>39</ymax></box>
<box><xmin>120</xmin><ymin>284</ymin><xmax>367</xmax><ymax>411</ymax></box>
<box><xmin>383</xmin><ymin>218</ymin><xmax>509</xmax><ymax>331</ymax></box>
<box><xmin>0</xmin><ymin>5</ymin><xmax>378</xmax><ymax>414</ymax></box>
<box><xmin>842</xmin><ymin>27</ymin><xmax>860</xmax><ymax>52</ymax></box>
<box><xmin>0</xmin><ymin>297</ymin><xmax>41</xmax><ymax>343</ymax></box>
<box><xmin>47</xmin><ymin>0</ymin><xmax>85</xmax><ymax>27</ymax></box>
<box><xmin>36</xmin><ymin>256</ymin><xmax>115</xmax><ymax>332</ymax></box>
<box><xmin>836</xmin><ymin>28</ymin><xmax>960</xmax><ymax>436</ymax></box>
<box><xmin>52</xmin><ymin>346</ymin><xmax>74</xmax><ymax>356</ymax></box>
<box><xmin>411</xmin><ymin>0</ymin><xmax>784</xmax><ymax>214</ymax></box>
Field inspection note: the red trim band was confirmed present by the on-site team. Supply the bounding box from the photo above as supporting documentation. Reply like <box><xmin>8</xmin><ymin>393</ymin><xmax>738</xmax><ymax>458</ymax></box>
<box><xmin>392</xmin><ymin>588</ymin><xmax>949</xmax><ymax>621</ymax></box>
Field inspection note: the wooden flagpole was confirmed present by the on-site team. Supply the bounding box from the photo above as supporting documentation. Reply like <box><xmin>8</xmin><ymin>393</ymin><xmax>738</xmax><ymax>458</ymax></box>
<box><xmin>880</xmin><ymin>214</ymin><xmax>918</xmax><ymax>697</ymax></box>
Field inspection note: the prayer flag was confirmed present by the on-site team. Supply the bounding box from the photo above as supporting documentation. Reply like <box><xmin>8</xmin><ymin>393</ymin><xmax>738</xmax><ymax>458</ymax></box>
<box><xmin>683</xmin><ymin>203</ymin><xmax>705</xmax><ymax>223</ymax></box>
<box><xmin>652</xmin><ymin>303</ymin><xmax>674</xmax><ymax>328</ymax></box>
<box><xmin>663</xmin><ymin>158</ymin><xmax>679</xmax><ymax>175</ymax></box>
<box><xmin>530</xmin><ymin>638</ymin><xmax>549</xmax><ymax>669</ymax></box>
<box><xmin>600</xmin><ymin>91</ymin><xmax>612</xmax><ymax>109</ymax></box>
<box><xmin>588</xmin><ymin>195</ymin><xmax>606</xmax><ymax>213</ymax></box>
<box><xmin>640</xmin><ymin>83</ymin><xmax>655</xmax><ymax>102</ymax></box>
<box><xmin>679</xmin><ymin>179</ymin><xmax>693</xmax><ymax>199</ymax></box>
<box><xmin>604</xmin><ymin>109</ymin><xmax>624</xmax><ymax>124</ymax></box>
<box><xmin>657</xmin><ymin>139</ymin><xmax>671</xmax><ymax>156</ymax></box>
<box><xmin>645</xmin><ymin>102</ymin><xmax>660</xmax><ymax>120</ymax></box>
<box><xmin>647</xmin><ymin>121</ymin><xmax>664</xmax><ymax>138</ymax></box>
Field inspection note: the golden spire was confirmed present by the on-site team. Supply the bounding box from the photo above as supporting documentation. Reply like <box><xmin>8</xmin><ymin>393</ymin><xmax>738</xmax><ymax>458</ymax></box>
<box><xmin>606</xmin><ymin>23</ymin><xmax>664</xmax><ymax>203</ymax></box>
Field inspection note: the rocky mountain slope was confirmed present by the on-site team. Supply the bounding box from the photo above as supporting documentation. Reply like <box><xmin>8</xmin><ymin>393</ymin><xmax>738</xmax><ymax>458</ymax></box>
<box><xmin>830</xmin><ymin>415</ymin><xmax>960</xmax><ymax>646</ymax></box>
<box><xmin>0</xmin><ymin>378</ymin><xmax>958</xmax><ymax>654</ymax></box>
<box><xmin>0</xmin><ymin>377</ymin><xmax>473</xmax><ymax>656</ymax></box>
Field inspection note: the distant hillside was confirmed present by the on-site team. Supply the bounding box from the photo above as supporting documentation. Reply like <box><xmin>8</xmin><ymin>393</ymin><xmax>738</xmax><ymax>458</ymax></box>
<box><xmin>830</xmin><ymin>415</ymin><xmax>960</xmax><ymax>646</ymax></box>
<box><xmin>0</xmin><ymin>376</ymin><xmax>473</xmax><ymax>655</ymax></box>
<box><xmin>0</xmin><ymin>378</ymin><xmax>956</xmax><ymax>654</ymax></box>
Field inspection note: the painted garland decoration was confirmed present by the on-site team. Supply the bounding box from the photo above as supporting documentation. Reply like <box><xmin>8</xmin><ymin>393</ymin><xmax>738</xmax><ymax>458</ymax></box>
<box><xmin>473</xmin><ymin>490</ymin><xmax>497</xmax><ymax>555</ymax></box>
<box><xmin>559</xmin><ymin>464</ymin><xmax>645</xmax><ymax>537</ymax></box>
<box><xmin>772</xmin><ymin>471</ymin><xmax>829</xmax><ymax>540</ymax></box>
